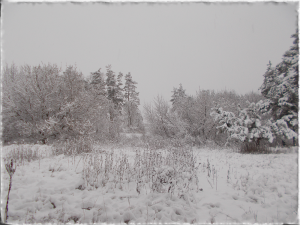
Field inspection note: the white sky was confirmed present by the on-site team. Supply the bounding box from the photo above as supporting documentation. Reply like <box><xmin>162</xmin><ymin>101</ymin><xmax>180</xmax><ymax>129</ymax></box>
<box><xmin>2</xmin><ymin>2</ymin><xmax>298</xmax><ymax>105</ymax></box>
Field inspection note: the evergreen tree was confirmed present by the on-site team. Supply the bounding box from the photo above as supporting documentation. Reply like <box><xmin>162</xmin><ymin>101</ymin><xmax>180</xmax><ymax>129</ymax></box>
<box><xmin>105</xmin><ymin>65</ymin><xmax>118</xmax><ymax>121</ymax></box>
<box><xmin>211</xmin><ymin>102</ymin><xmax>274</xmax><ymax>147</ymax></box>
<box><xmin>171</xmin><ymin>83</ymin><xmax>187</xmax><ymax>106</ymax></box>
<box><xmin>115</xmin><ymin>72</ymin><xmax>124</xmax><ymax>115</ymax></box>
<box><xmin>211</xmin><ymin>101</ymin><xmax>297</xmax><ymax>148</ymax></box>
<box><xmin>123</xmin><ymin>72</ymin><xmax>141</xmax><ymax>128</ymax></box>
<box><xmin>124</xmin><ymin>73</ymin><xmax>139</xmax><ymax>104</ymax></box>
<box><xmin>90</xmin><ymin>68</ymin><xmax>106</xmax><ymax>97</ymax></box>
<box><xmin>106</xmin><ymin>65</ymin><xmax>117</xmax><ymax>103</ymax></box>
<box><xmin>260</xmin><ymin>31</ymin><xmax>298</xmax><ymax>145</ymax></box>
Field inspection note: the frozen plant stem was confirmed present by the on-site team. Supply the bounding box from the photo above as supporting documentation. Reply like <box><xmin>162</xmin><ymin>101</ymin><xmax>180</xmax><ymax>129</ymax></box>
<box><xmin>93</xmin><ymin>195</ymin><xmax>100</xmax><ymax>208</ymax></box>
<box><xmin>206</xmin><ymin>176</ymin><xmax>213</xmax><ymax>189</ymax></box>
<box><xmin>25</xmin><ymin>208</ymin><xmax>29</xmax><ymax>223</ymax></box>
<box><xmin>227</xmin><ymin>167</ymin><xmax>230</xmax><ymax>184</ymax></box>
<box><xmin>146</xmin><ymin>202</ymin><xmax>149</xmax><ymax>224</ymax></box>
<box><xmin>216</xmin><ymin>171</ymin><xmax>217</xmax><ymax>191</ymax></box>
<box><xmin>82</xmin><ymin>199</ymin><xmax>85</xmax><ymax>220</ymax></box>
<box><xmin>75</xmin><ymin>156</ymin><xmax>83</xmax><ymax>172</ymax></box>
<box><xmin>212</xmin><ymin>167</ymin><xmax>214</xmax><ymax>184</ymax></box>
<box><xmin>5</xmin><ymin>159</ymin><xmax>16</xmax><ymax>223</ymax></box>
<box><xmin>102</xmin><ymin>190</ymin><xmax>107</xmax><ymax>221</ymax></box>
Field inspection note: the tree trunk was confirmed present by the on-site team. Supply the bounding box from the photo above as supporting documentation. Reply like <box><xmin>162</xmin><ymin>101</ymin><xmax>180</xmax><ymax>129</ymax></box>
<box><xmin>128</xmin><ymin>106</ymin><xmax>131</xmax><ymax>127</ymax></box>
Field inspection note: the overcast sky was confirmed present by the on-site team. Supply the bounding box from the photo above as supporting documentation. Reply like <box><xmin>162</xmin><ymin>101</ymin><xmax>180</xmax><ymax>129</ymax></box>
<box><xmin>2</xmin><ymin>2</ymin><xmax>298</xmax><ymax>106</ymax></box>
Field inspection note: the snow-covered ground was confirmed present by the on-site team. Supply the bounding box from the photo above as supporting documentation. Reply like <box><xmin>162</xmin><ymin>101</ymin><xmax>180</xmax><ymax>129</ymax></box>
<box><xmin>1</xmin><ymin>144</ymin><xmax>298</xmax><ymax>224</ymax></box>
<box><xmin>120</xmin><ymin>133</ymin><xmax>143</xmax><ymax>138</ymax></box>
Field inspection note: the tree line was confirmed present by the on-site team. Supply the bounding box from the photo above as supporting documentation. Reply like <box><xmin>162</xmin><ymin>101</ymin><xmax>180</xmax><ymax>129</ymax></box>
<box><xmin>144</xmin><ymin>31</ymin><xmax>298</xmax><ymax>149</ymax></box>
<box><xmin>2</xmin><ymin>64</ymin><xmax>143</xmax><ymax>144</ymax></box>
<box><xmin>3</xmin><ymin>31</ymin><xmax>298</xmax><ymax>149</ymax></box>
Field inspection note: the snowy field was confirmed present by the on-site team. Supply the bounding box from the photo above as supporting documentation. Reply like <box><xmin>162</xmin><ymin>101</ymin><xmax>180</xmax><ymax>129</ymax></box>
<box><xmin>1</xmin><ymin>144</ymin><xmax>298</xmax><ymax>224</ymax></box>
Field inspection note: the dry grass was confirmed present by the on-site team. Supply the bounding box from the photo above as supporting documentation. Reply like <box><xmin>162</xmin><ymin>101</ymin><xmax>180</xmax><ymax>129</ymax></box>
<box><xmin>76</xmin><ymin>144</ymin><xmax>203</xmax><ymax>198</ymax></box>
<box><xmin>2</xmin><ymin>144</ymin><xmax>52</xmax><ymax>167</ymax></box>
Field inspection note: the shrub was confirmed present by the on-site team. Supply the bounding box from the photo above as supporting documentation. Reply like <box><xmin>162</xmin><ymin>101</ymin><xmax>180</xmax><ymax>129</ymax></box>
<box><xmin>240</xmin><ymin>141</ymin><xmax>271</xmax><ymax>154</ymax></box>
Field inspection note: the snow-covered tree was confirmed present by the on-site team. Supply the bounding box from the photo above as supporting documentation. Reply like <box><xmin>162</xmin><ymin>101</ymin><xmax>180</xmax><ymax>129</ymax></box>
<box><xmin>2</xmin><ymin>63</ymin><xmax>66</xmax><ymax>143</ymax></box>
<box><xmin>124</xmin><ymin>73</ymin><xmax>139</xmax><ymax>104</ymax></box>
<box><xmin>2</xmin><ymin>63</ymin><xmax>142</xmax><ymax>143</ymax></box>
<box><xmin>105</xmin><ymin>65</ymin><xmax>120</xmax><ymax>122</ymax></box>
<box><xmin>170</xmin><ymin>83</ymin><xmax>187</xmax><ymax>107</ymax></box>
<box><xmin>115</xmin><ymin>72</ymin><xmax>124</xmax><ymax>115</ymax></box>
<box><xmin>171</xmin><ymin>89</ymin><xmax>218</xmax><ymax>144</ymax></box>
<box><xmin>144</xmin><ymin>96</ymin><xmax>188</xmax><ymax>139</ymax></box>
<box><xmin>211</xmin><ymin>101</ymin><xmax>297</xmax><ymax>147</ymax></box>
<box><xmin>123</xmin><ymin>72</ymin><xmax>142</xmax><ymax>129</ymax></box>
<box><xmin>260</xmin><ymin>31</ymin><xmax>298</xmax><ymax>145</ymax></box>
<box><xmin>106</xmin><ymin>65</ymin><xmax>117</xmax><ymax>102</ymax></box>
<box><xmin>90</xmin><ymin>68</ymin><xmax>106</xmax><ymax>97</ymax></box>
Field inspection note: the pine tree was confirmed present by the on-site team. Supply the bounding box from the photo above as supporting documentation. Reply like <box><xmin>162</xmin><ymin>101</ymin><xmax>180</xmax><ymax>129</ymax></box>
<box><xmin>106</xmin><ymin>65</ymin><xmax>117</xmax><ymax>103</ymax></box>
<box><xmin>211</xmin><ymin>101</ymin><xmax>297</xmax><ymax>149</ymax></box>
<box><xmin>105</xmin><ymin>65</ymin><xmax>119</xmax><ymax>121</ymax></box>
<box><xmin>260</xmin><ymin>31</ymin><xmax>298</xmax><ymax>145</ymax></box>
<box><xmin>124</xmin><ymin>72</ymin><xmax>139</xmax><ymax>104</ymax></box>
<box><xmin>123</xmin><ymin>72</ymin><xmax>141</xmax><ymax>128</ymax></box>
<box><xmin>171</xmin><ymin>83</ymin><xmax>187</xmax><ymax>106</ymax></box>
<box><xmin>115</xmin><ymin>72</ymin><xmax>124</xmax><ymax>115</ymax></box>
<box><xmin>211</xmin><ymin>102</ymin><xmax>275</xmax><ymax>147</ymax></box>
<box><xmin>90</xmin><ymin>68</ymin><xmax>106</xmax><ymax>97</ymax></box>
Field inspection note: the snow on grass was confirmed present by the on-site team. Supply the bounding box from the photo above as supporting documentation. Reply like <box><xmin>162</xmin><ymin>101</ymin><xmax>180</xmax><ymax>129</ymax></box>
<box><xmin>120</xmin><ymin>133</ymin><xmax>143</xmax><ymax>138</ymax></box>
<box><xmin>1</xmin><ymin>144</ymin><xmax>298</xmax><ymax>224</ymax></box>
